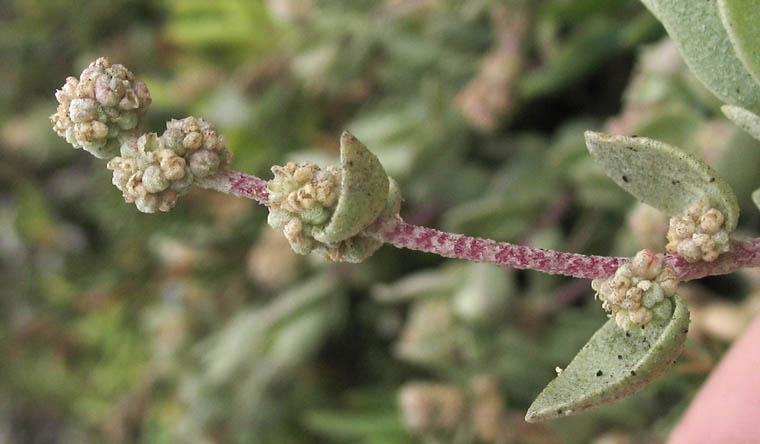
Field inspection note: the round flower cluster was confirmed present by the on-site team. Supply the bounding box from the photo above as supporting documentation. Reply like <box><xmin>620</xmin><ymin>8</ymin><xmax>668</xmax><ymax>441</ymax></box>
<box><xmin>267</xmin><ymin>161</ymin><xmax>402</xmax><ymax>263</ymax></box>
<box><xmin>106</xmin><ymin>117</ymin><xmax>231</xmax><ymax>213</ymax></box>
<box><xmin>50</xmin><ymin>57</ymin><xmax>151</xmax><ymax>159</ymax></box>
<box><xmin>267</xmin><ymin>161</ymin><xmax>342</xmax><ymax>255</ymax></box>
<box><xmin>470</xmin><ymin>376</ymin><xmax>507</xmax><ymax>443</ymax></box>
<box><xmin>592</xmin><ymin>250</ymin><xmax>679</xmax><ymax>330</ymax></box>
<box><xmin>666</xmin><ymin>198</ymin><xmax>730</xmax><ymax>262</ymax></box>
<box><xmin>161</xmin><ymin>117</ymin><xmax>232</xmax><ymax>179</ymax></box>
<box><xmin>268</xmin><ymin>161</ymin><xmax>341</xmax><ymax>216</ymax></box>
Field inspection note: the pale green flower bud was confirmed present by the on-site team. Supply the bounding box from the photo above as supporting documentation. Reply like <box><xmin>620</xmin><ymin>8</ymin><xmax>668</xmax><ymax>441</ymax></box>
<box><xmin>667</xmin><ymin>198</ymin><xmax>731</xmax><ymax>262</ymax></box>
<box><xmin>188</xmin><ymin>150</ymin><xmax>221</xmax><ymax>178</ymax></box>
<box><xmin>142</xmin><ymin>165</ymin><xmax>169</xmax><ymax>194</ymax></box>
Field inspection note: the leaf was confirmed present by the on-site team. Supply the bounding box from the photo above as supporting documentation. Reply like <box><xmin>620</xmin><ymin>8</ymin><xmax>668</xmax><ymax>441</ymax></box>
<box><xmin>517</xmin><ymin>18</ymin><xmax>621</xmax><ymax>100</ymax></box>
<box><xmin>753</xmin><ymin>189</ymin><xmax>760</xmax><ymax>212</ymax></box>
<box><xmin>453</xmin><ymin>263</ymin><xmax>513</xmax><ymax>323</ymax></box>
<box><xmin>722</xmin><ymin>104</ymin><xmax>760</xmax><ymax>142</ymax></box>
<box><xmin>717</xmin><ymin>0</ymin><xmax>760</xmax><ymax>85</ymax></box>
<box><xmin>525</xmin><ymin>296</ymin><xmax>690</xmax><ymax>422</ymax></box>
<box><xmin>639</xmin><ymin>0</ymin><xmax>760</xmax><ymax>113</ymax></box>
<box><xmin>303</xmin><ymin>410</ymin><xmax>408</xmax><ymax>441</ymax></box>
<box><xmin>313</xmin><ymin>131</ymin><xmax>390</xmax><ymax>244</ymax></box>
<box><xmin>584</xmin><ymin>131</ymin><xmax>740</xmax><ymax>231</ymax></box>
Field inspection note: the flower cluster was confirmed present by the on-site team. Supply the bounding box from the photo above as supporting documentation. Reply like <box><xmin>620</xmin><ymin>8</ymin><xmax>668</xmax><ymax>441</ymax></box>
<box><xmin>398</xmin><ymin>376</ymin><xmax>509</xmax><ymax>441</ymax></box>
<box><xmin>666</xmin><ymin>198</ymin><xmax>730</xmax><ymax>262</ymax></box>
<box><xmin>50</xmin><ymin>57</ymin><xmax>151</xmax><ymax>159</ymax></box>
<box><xmin>398</xmin><ymin>382</ymin><xmax>465</xmax><ymax>433</ymax></box>
<box><xmin>592</xmin><ymin>250</ymin><xmax>679</xmax><ymax>330</ymax></box>
<box><xmin>267</xmin><ymin>160</ymin><xmax>401</xmax><ymax>263</ymax></box>
<box><xmin>106</xmin><ymin>117</ymin><xmax>231</xmax><ymax>213</ymax></box>
<box><xmin>268</xmin><ymin>162</ymin><xmax>340</xmax><ymax>216</ymax></box>
<box><xmin>267</xmin><ymin>161</ymin><xmax>342</xmax><ymax>255</ymax></box>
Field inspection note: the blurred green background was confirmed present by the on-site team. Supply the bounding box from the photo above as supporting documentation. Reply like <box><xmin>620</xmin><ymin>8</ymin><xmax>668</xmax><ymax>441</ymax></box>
<box><xmin>3</xmin><ymin>0</ymin><xmax>760</xmax><ymax>443</ymax></box>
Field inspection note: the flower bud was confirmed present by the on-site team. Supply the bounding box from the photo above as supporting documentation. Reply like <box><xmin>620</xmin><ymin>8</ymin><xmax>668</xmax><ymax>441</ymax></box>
<box><xmin>142</xmin><ymin>165</ymin><xmax>169</xmax><ymax>193</ymax></box>
<box><xmin>50</xmin><ymin>57</ymin><xmax>151</xmax><ymax>159</ymax></box>
<box><xmin>594</xmin><ymin>250</ymin><xmax>679</xmax><ymax>330</ymax></box>
<box><xmin>666</xmin><ymin>198</ymin><xmax>731</xmax><ymax>262</ymax></box>
<box><xmin>677</xmin><ymin>239</ymin><xmax>701</xmax><ymax>263</ymax></box>
<box><xmin>189</xmin><ymin>150</ymin><xmax>221</xmax><ymax>178</ymax></box>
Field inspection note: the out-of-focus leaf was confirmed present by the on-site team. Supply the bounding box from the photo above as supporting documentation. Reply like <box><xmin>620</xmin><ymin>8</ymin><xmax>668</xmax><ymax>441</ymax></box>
<box><xmin>752</xmin><ymin>189</ymin><xmax>760</xmax><ymax>212</ymax></box>
<box><xmin>452</xmin><ymin>263</ymin><xmax>513</xmax><ymax>323</ymax></box>
<box><xmin>585</xmin><ymin>131</ymin><xmax>740</xmax><ymax>231</ymax></box>
<box><xmin>372</xmin><ymin>264</ymin><xmax>466</xmax><ymax>303</ymax></box>
<box><xmin>442</xmin><ymin>196</ymin><xmax>533</xmax><ymax>241</ymax></box>
<box><xmin>203</xmin><ymin>275</ymin><xmax>338</xmax><ymax>383</ymax></box>
<box><xmin>267</xmin><ymin>293</ymin><xmax>345</xmax><ymax>367</ymax></box>
<box><xmin>518</xmin><ymin>19</ymin><xmax>621</xmax><ymax>99</ymax></box>
<box><xmin>303</xmin><ymin>410</ymin><xmax>409</xmax><ymax>443</ymax></box>
<box><xmin>525</xmin><ymin>296</ymin><xmax>690</xmax><ymax>422</ymax></box>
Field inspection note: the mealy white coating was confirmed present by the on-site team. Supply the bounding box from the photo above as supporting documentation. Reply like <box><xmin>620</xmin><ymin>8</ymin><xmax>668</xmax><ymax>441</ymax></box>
<box><xmin>666</xmin><ymin>198</ymin><xmax>730</xmax><ymax>262</ymax></box>
<box><xmin>592</xmin><ymin>250</ymin><xmax>679</xmax><ymax>330</ymax></box>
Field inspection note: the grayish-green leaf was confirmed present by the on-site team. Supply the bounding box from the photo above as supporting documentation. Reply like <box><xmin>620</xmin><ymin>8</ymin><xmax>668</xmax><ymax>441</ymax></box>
<box><xmin>313</xmin><ymin>131</ymin><xmax>390</xmax><ymax>244</ymax></box>
<box><xmin>204</xmin><ymin>275</ymin><xmax>338</xmax><ymax>384</ymax></box>
<box><xmin>372</xmin><ymin>264</ymin><xmax>466</xmax><ymax>303</ymax></box>
<box><xmin>453</xmin><ymin>263</ymin><xmax>513</xmax><ymax>323</ymax></box>
<box><xmin>722</xmin><ymin>105</ymin><xmax>760</xmax><ymax>142</ymax></box>
<box><xmin>639</xmin><ymin>0</ymin><xmax>760</xmax><ymax>113</ymax></box>
<box><xmin>718</xmin><ymin>0</ymin><xmax>760</xmax><ymax>86</ymax></box>
<box><xmin>753</xmin><ymin>189</ymin><xmax>760</xmax><ymax>212</ymax></box>
<box><xmin>525</xmin><ymin>296</ymin><xmax>690</xmax><ymax>422</ymax></box>
<box><xmin>585</xmin><ymin>131</ymin><xmax>739</xmax><ymax>231</ymax></box>
<box><xmin>304</xmin><ymin>410</ymin><xmax>408</xmax><ymax>441</ymax></box>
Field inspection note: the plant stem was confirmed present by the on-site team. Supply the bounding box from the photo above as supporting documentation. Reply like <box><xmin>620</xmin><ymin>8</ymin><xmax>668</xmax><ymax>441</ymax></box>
<box><xmin>201</xmin><ymin>169</ymin><xmax>760</xmax><ymax>281</ymax></box>
<box><xmin>365</xmin><ymin>216</ymin><xmax>627</xmax><ymax>279</ymax></box>
<box><xmin>197</xmin><ymin>169</ymin><xmax>270</xmax><ymax>205</ymax></box>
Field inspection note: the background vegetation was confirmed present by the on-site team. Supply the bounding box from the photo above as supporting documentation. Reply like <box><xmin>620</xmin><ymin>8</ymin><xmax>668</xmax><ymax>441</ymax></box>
<box><xmin>2</xmin><ymin>0</ymin><xmax>759</xmax><ymax>442</ymax></box>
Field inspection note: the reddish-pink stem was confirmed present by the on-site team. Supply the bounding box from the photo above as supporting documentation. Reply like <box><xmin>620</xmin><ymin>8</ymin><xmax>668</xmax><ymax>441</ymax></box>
<box><xmin>198</xmin><ymin>170</ymin><xmax>269</xmax><ymax>205</ymax></box>
<box><xmin>365</xmin><ymin>217</ymin><xmax>626</xmax><ymax>279</ymax></box>
<box><xmin>203</xmin><ymin>170</ymin><xmax>760</xmax><ymax>281</ymax></box>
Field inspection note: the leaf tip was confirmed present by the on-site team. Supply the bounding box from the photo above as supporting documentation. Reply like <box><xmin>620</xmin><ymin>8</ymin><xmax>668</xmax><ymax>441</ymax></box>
<box><xmin>340</xmin><ymin>130</ymin><xmax>358</xmax><ymax>148</ymax></box>
<box><xmin>524</xmin><ymin>404</ymin><xmax>560</xmax><ymax>423</ymax></box>
<box><xmin>583</xmin><ymin>130</ymin><xmax>603</xmax><ymax>145</ymax></box>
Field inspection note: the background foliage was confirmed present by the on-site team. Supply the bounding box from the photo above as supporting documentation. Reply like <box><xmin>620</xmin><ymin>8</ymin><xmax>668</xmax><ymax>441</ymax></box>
<box><xmin>2</xmin><ymin>0</ymin><xmax>760</xmax><ymax>442</ymax></box>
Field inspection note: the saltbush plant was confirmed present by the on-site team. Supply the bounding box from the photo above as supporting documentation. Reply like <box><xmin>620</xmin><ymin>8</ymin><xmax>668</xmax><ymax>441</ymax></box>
<box><xmin>37</xmin><ymin>0</ymin><xmax>760</xmax><ymax>441</ymax></box>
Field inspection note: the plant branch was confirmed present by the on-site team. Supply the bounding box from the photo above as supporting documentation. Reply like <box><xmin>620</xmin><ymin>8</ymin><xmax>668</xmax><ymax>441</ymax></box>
<box><xmin>365</xmin><ymin>217</ymin><xmax>627</xmax><ymax>279</ymax></box>
<box><xmin>197</xmin><ymin>169</ymin><xmax>269</xmax><ymax>205</ymax></box>
<box><xmin>201</xmin><ymin>169</ymin><xmax>760</xmax><ymax>281</ymax></box>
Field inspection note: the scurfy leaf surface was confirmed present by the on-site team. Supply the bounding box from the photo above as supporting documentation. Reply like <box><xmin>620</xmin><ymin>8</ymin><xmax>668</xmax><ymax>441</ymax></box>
<box><xmin>584</xmin><ymin>131</ymin><xmax>739</xmax><ymax>231</ymax></box>
<box><xmin>313</xmin><ymin>131</ymin><xmax>390</xmax><ymax>244</ymax></box>
<box><xmin>718</xmin><ymin>0</ymin><xmax>760</xmax><ymax>86</ymax></box>
<box><xmin>639</xmin><ymin>0</ymin><xmax>760</xmax><ymax>113</ymax></box>
<box><xmin>526</xmin><ymin>296</ymin><xmax>690</xmax><ymax>422</ymax></box>
<box><xmin>722</xmin><ymin>105</ymin><xmax>760</xmax><ymax>142</ymax></box>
